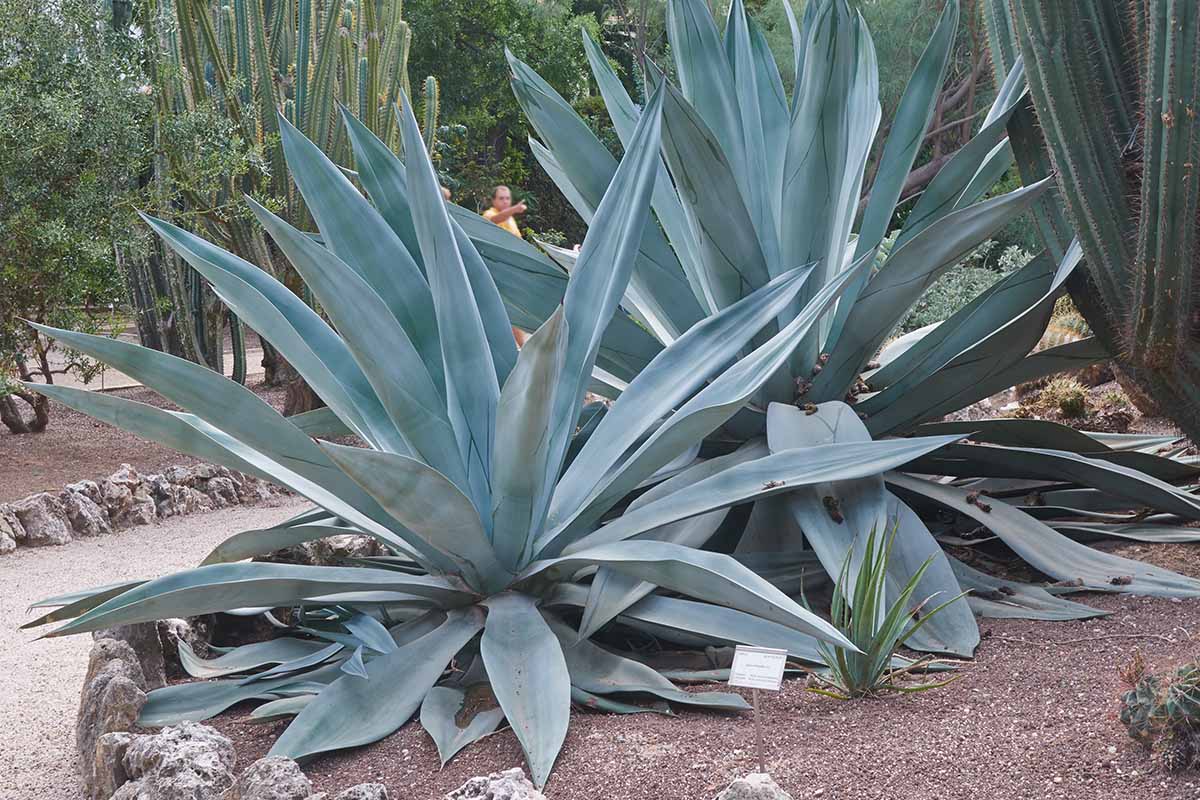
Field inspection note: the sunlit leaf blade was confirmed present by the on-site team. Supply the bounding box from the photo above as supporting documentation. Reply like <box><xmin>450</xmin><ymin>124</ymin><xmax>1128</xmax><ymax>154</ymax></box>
<box><xmin>481</xmin><ymin>594</ymin><xmax>570</xmax><ymax>788</ymax></box>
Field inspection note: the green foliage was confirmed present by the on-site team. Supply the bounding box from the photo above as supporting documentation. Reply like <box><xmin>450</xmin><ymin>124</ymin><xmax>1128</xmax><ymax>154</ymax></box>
<box><xmin>1119</xmin><ymin>655</ymin><xmax>1200</xmax><ymax>772</ymax></box>
<box><xmin>1033</xmin><ymin>377</ymin><xmax>1089</xmax><ymax>419</ymax></box>
<box><xmin>404</xmin><ymin>0</ymin><xmax>600</xmax><ymax>238</ymax></box>
<box><xmin>805</xmin><ymin>525</ymin><xmax>962</xmax><ymax>700</ymax></box>
<box><xmin>898</xmin><ymin>240</ymin><xmax>1033</xmax><ymax>334</ymax></box>
<box><xmin>0</xmin><ymin>0</ymin><xmax>149</xmax><ymax>430</ymax></box>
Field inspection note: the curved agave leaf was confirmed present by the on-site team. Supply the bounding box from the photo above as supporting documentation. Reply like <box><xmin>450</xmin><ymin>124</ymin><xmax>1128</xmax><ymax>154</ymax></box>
<box><xmin>811</xmin><ymin>177</ymin><xmax>1053</xmax><ymax>400</ymax></box>
<box><xmin>24</xmin><ymin>326</ymin><xmax>424</xmax><ymax>550</ymax></box>
<box><xmin>542</xmin><ymin>253</ymin><xmax>873</xmax><ymax>554</ymax></box>
<box><xmin>782</xmin><ymin>0</ymin><xmax>879</xmax><ymax>368</ymax></box>
<box><xmin>572</xmin><ymin>688</ymin><xmax>671</xmax><ymax>715</ymax></box>
<box><xmin>948</xmin><ymin>558</ymin><xmax>1107</xmax><ymax>621</ymax></box>
<box><xmin>887</xmin><ymin>473</ymin><xmax>1200</xmax><ymax>597</ymax></box>
<box><xmin>321</xmin><ymin>442</ymin><xmax>511</xmax><ymax>593</ymax></box>
<box><xmin>140</xmin><ymin>214</ymin><xmax>391</xmax><ymax>450</ymax></box>
<box><xmin>201</xmin><ymin>525</ymin><xmax>363</xmax><ymax>566</ymax></box>
<box><xmin>277</xmin><ymin>114</ymin><xmax>445</xmax><ymax>396</ymax></box>
<box><xmin>397</xmin><ymin>93</ymin><xmax>500</xmax><ymax>520</ymax></box>
<box><xmin>764</xmin><ymin>402</ymin><xmax>978</xmax><ymax>657</ymax></box>
<box><xmin>22</xmin><ymin>580</ymin><xmax>145</xmax><ymax>630</ymax></box>
<box><xmin>250</xmin><ymin>695</ymin><xmax>315</xmax><ymax>721</ymax></box>
<box><xmin>575</xmin><ymin>443</ymin><xmax>769</xmax><ymax>641</ymax></box>
<box><xmin>236</xmin><ymin>642</ymin><xmax>345</xmax><ymax>684</ymax></box>
<box><xmin>247</xmin><ymin>198</ymin><xmax>465</xmax><ymax>484</ymax></box>
<box><xmin>507</xmin><ymin>49</ymin><xmax>703</xmax><ymax>340</ymax></box>
<box><xmin>48</xmin><ymin>564</ymin><xmax>470</xmax><ymax>637</ymax></box>
<box><xmin>270</xmin><ymin>607</ymin><xmax>485</xmax><ymax>761</ymax></box>
<box><xmin>524</xmin><ymin>540</ymin><xmax>855</xmax><ymax>650</ymax></box>
<box><xmin>860</xmin><ymin>241</ymin><xmax>1082</xmax><ymax>433</ymax></box>
<box><xmin>492</xmin><ymin>309</ymin><xmax>568</xmax><ymax>571</ymax></box>
<box><xmin>140</xmin><ymin>663</ymin><xmax>345</xmax><ymax>727</ymax></box>
<box><xmin>420</xmin><ymin>685</ymin><xmax>506</xmax><ymax>767</ymax></box>
<box><xmin>564</xmin><ymin>435</ymin><xmax>963</xmax><ymax>556</ymax></box>
<box><xmin>480</xmin><ymin>594</ymin><xmax>571</xmax><ymax>789</ymax></box>
<box><xmin>658</xmin><ymin>80</ymin><xmax>771</xmax><ymax>308</ymax></box>
<box><xmin>906</xmin><ymin>443</ymin><xmax>1200</xmax><ymax>521</ymax></box>
<box><xmin>548</xmin><ymin>616</ymin><xmax>747</xmax><ymax>710</ymax></box>
<box><xmin>551</xmin><ymin>266</ymin><xmax>812</xmax><ymax>524</ymax></box>
<box><xmin>913</xmin><ymin>418</ymin><xmax>1118</xmax><ymax>453</ymax></box>
<box><xmin>176</xmin><ymin>638</ymin><xmax>333</xmax><ymax>680</ymax></box>
<box><xmin>1049</xmin><ymin>522</ymin><xmax>1200</xmax><ymax>544</ymax></box>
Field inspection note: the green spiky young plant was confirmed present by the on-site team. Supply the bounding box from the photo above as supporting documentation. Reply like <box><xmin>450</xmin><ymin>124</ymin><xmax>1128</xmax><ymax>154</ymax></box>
<box><xmin>1119</xmin><ymin>656</ymin><xmax>1200</xmax><ymax>772</ymax></box>
<box><xmin>493</xmin><ymin>0</ymin><xmax>1200</xmax><ymax>663</ymax></box>
<box><xmin>804</xmin><ymin>525</ymin><xmax>964</xmax><ymax>700</ymax></box>
<box><xmin>21</xmin><ymin>89</ymin><xmax>974</xmax><ymax>787</ymax></box>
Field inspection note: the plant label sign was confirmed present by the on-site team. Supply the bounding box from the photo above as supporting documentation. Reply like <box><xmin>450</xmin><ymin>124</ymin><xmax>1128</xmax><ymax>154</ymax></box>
<box><xmin>728</xmin><ymin>645</ymin><xmax>788</xmax><ymax>691</ymax></box>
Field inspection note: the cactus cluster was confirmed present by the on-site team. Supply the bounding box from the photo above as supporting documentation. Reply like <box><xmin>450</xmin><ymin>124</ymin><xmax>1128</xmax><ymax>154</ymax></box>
<box><xmin>1119</xmin><ymin>657</ymin><xmax>1200</xmax><ymax>772</ymax></box>
<box><xmin>129</xmin><ymin>0</ymin><xmax>416</xmax><ymax>382</ymax></box>
<box><xmin>985</xmin><ymin>0</ymin><xmax>1200</xmax><ymax>441</ymax></box>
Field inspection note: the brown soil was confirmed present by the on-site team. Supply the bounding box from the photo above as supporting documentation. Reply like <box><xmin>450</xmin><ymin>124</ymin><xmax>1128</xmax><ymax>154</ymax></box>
<box><xmin>0</xmin><ymin>381</ymin><xmax>286</xmax><ymax>502</ymax></box>
<box><xmin>209</xmin><ymin>593</ymin><xmax>1200</xmax><ymax>800</ymax></box>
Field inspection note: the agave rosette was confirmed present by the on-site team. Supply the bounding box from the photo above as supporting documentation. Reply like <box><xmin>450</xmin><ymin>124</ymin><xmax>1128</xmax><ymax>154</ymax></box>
<box><xmin>490</xmin><ymin>0</ymin><xmax>1200</xmax><ymax>660</ymax></box>
<box><xmin>23</xmin><ymin>85</ymin><xmax>976</xmax><ymax>785</ymax></box>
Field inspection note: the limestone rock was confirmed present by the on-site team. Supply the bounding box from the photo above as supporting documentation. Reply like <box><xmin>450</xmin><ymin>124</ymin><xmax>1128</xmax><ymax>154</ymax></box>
<box><xmin>147</xmin><ymin>474</ymin><xmax>213</xmax><ymax>519</ymax></box>
<box><xmin>94</xmin><ymin>623</ymin><xmax>167</xmax><ymax>690</ymax></box>
<box><xmin>62</xmin><ymin>485</ymin><xmax>113</xmax><ymax>536</ymax></box>
<box><xmin>715</xmin><ymin>773</ymin><xmax>794</xmax><ymax>800</ymax></box>
<box><xmin>68</xmin><ymin>479</ymin><xmax>106</xmax><ymax>505</ymax></box>
<box><xmin>0</xmin><ymin>505</ymin><xmax>18</xmax><ymax>554</ymax></box>
<box><xmin>445</xmin><ymin>769</ymin><xmax>546</xmax><ymax>800</ymax></box>
<box><xmin>224</xmin><ymin>757</ymin><xmax>311</xmax><ymax>800</ymax></box>
<box><xmin>92</xmin><ymin>731</ymin><xmax>136</xmax><ymax>800</ymax></box>
<box><xmin>103</xmin><ymin>465</ymin><xmax>157</xmax><ymax>528</ymax></box>
<box><xmin>11</xmin><ymin>491</ymin><xmax>72</xmax><ymax>546</ymax></box>
<box><xmin>333</xmin><ymin>785</ymin><xmax>389</xmax><ymax>800</ymax></box>
<box><xmin>235</xmin><ymin>475</ymin><xmax>274</xmax><ymax>504</ymax></box>
<box><xmin>115</xmin><ymin>722</ymin><xmax>236</xmax><ymax>800</ymax></box>
<box><xmin>158</xmin><ymin>617</ymin><xmax>215</xmax><ymax>678</ymax></box>
<box><xmin>77</xmin><ymin>647</ymin><xmax>147</xmax><ymax>791</ymax></box>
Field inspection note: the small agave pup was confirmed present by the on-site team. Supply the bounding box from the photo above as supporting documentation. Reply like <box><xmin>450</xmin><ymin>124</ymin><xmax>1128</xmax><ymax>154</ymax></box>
<box><xmin>23</xmin><ymin>89</ymin><xmax>966</xmax><ymax>785</ymax></box>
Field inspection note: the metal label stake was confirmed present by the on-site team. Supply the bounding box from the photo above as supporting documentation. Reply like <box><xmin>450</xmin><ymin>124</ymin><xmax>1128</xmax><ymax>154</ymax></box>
<box><xmin>728</xmin><ymin>645</ymin><xmax>788</xmax><ymax>776</ymax></box>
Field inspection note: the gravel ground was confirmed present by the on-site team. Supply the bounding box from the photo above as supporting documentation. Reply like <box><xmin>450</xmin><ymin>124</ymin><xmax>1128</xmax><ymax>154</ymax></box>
<box><xmin>217</xmin><ymin>593</ymin><xmax>1200</xmax><ymax>800</ymax></box>
<box><xmin>0</xmin><ymin>496</ymin><xmax>307</xmax><ymax>800</ymax></box>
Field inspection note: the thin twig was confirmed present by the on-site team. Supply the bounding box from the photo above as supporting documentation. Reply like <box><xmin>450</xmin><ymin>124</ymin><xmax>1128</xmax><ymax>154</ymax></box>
<box><xmin>990</xmin><ymin>633</ymin><xmax>1176</xmax><ymax>647</ymax></box>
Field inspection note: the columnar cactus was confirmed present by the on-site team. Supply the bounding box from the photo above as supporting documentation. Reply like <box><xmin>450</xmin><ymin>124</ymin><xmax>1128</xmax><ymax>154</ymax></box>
<box><xmin>131</xmin><ymin>0</ymin><xmax>415</xmax><ymax>383</ymax></box>
<box><xmin>985</xmin><ymin>0</ymin><xmax>1200</xmax><ymax>438</ymax></box>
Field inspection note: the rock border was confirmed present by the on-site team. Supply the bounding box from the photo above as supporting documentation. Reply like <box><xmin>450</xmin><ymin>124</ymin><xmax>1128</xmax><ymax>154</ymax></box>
<box><xmin>74</xmin><ymin>606</ymin><xmax>546</xmax><ymax>799</ymax></box>
<box><xmin>1</xmin><ymin>462</ymin><xmax>287</xmax><ymax>555</ymax></box>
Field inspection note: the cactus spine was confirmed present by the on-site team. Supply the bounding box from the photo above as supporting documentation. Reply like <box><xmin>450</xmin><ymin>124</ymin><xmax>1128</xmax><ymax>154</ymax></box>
<box><xmin>131</xmin><ymin>0</ymin><xmax>416</xmax><ymax>385</ymax></box>
<box><xmin>986</xmin><ymin>0</ymin><xmax>1200</xmax><ymax>440</ymax></box>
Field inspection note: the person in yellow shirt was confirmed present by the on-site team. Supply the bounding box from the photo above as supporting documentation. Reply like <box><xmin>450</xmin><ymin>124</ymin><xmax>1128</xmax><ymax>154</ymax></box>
<box><xmin>482</xmin><ymin>185</ymin><xmax>526</xmax><ymax>239</ymax></box>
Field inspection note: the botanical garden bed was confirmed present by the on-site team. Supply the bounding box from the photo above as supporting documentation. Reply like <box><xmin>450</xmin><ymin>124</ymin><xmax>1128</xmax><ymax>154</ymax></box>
<box><xmin>201</xmin><ymin>593</ymin><xmax>1200</xmax><ymax>800</ymax></box>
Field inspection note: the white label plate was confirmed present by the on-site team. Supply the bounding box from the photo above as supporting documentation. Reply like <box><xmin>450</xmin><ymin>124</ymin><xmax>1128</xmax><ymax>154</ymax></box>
<box><xmin>728</xmin><ymin>645</ymin><xmax>788</xmax><ymax>691</ymax></box>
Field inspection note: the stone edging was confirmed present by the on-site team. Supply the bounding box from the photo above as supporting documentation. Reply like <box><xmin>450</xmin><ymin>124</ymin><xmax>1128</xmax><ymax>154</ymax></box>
<box><xmin>0</xmin><ymin>463</ymin><xmax>287</xmax><ymax>556</ymax></box>
<box><xmin>76</xmin><ymin>618</ymin><xmax>550</xmax><ymax>799</ymax></box>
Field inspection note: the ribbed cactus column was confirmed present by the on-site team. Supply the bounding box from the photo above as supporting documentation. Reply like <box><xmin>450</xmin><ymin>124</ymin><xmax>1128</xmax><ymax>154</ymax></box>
<box><xmin>988</xmin><ymin>0</ymin><xmax>1200</xmax><ymax>440</ymax></box>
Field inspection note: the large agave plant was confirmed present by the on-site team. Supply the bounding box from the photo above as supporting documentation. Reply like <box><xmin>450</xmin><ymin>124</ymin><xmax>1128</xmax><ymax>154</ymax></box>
<box><xmin>23</xmin><ymin>89</ymin><xmax>970</xmax><ymax>785</ymax></box>
<box><xmin>489</xmin><ymin>0</ymin><xmax>1200</xmax><ymax>659</ymax></box>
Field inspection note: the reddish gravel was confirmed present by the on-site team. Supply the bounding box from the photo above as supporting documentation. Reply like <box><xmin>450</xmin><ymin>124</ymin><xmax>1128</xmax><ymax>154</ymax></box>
<box><xmin>211</xmin><ymin>593</ymin><xmax>1200</xmax><ymax>800</ymax></box>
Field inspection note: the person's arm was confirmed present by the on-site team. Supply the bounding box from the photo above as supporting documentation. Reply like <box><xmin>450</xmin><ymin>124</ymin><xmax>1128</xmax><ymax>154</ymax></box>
<box><xmin>485</xmin><ymin>202</ymin><xmax>526</xmax><ymax>224</ymax></box>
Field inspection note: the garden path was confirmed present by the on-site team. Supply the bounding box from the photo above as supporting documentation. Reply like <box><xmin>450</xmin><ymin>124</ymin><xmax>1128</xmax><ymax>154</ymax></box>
<box><xmin>0</xmin><ymin>496</ymin><xmax>307</xmax><ymax>800</ymax></box>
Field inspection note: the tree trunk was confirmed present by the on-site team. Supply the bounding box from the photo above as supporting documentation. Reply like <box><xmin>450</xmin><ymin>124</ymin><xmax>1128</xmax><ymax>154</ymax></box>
<box><xmin>278</xmin><ymin>358</ymin><xmax>324</xmax><ymax>416</ymax></box>
<box><xmin>0</xmin><ymin>390</ymin><xmax>49</xmax><ymax>434</ymax></box>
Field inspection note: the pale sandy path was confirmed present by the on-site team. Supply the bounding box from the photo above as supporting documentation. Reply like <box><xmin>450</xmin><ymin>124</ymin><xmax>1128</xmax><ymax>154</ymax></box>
<box><xmin>0</xmin><ymin>496</ymin><xmax>307</xmax><ymax>800</ymax></box>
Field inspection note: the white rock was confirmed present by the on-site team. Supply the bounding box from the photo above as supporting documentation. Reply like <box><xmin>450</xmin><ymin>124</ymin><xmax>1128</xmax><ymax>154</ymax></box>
<box><xmin>11</xmin><ymin>491</ymin><xmax>72</xmax><ymax>546</ymax></box>
<box><xmin>333</xmin><ymin>785</ymin><xmax>389</xmax><ymax>800</ymax></box>
<box><xmin>62</xmin><ymin>486</ymin><xmax>113</xmax><ymax>536</ymax></box>
<box><xmin>715</xmin><ymin>773</ymin><xmax>794</xmax><ymax>800</ymax></box>
<box><xmin>103</xmin><ymin>465</ymin><xmax>157</xmax><ymax>528</ymax></box>
<box><xmin>445</xmin><ymin>768</ymin><xmax>547</xmax><ymax>800</ymax></box>
<box><xmin>224</xmin><ymin>756</ymin><xmax>311</xmax><ymax>800</ymax></box>
<box><xmin>114</xmin><ymin>722</ymin><xmax>236</xmax><ymax>800</ymax></box>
